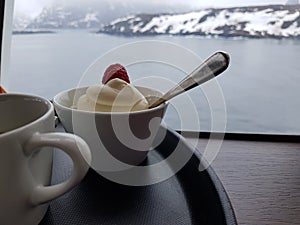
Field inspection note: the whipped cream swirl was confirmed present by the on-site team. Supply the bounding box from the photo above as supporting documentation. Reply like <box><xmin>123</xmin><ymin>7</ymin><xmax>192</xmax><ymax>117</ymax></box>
<box><xmin>76</xmin><ymin>78</ymin><xmax>149</xmax><ymax>112</ymax></box>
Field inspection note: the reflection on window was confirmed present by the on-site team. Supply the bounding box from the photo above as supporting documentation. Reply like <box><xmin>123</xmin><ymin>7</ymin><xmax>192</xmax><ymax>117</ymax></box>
<box><xmin>6</xmin><ymin>0</ymin><xmax>300</xmax><ymax>134</ymax></box>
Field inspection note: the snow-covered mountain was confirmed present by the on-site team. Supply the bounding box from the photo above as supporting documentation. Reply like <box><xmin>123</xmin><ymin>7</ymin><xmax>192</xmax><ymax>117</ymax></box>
<box><xmin>13</xmin><ymin>13</ymin><xmax>33</xmax><ymax>30</ymax></box>
<box><xmin>15</xmin><ymin>4</ymin><xmax>300</xmax><ymax>38</ymax></box>
<box><xmin>25</xmin><ymin>4</ymin><xmax>104</xmax><ymax>29</ymax></box>
<box><xmin>21</xmin><ymin>2</ymin><xmax>195</xmax><ymax>30</ymax></box>
<box><xmin>99</xmin><ymin>5</ymin><xmax>300</xmax><ymax>38</ymax></box>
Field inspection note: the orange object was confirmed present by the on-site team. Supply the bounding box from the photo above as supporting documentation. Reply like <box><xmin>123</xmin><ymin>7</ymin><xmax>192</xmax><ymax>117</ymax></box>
<box><xmin>0</xmin><ymin>86</ymin><xmax>7</xmax><ymax>93</ymax></box>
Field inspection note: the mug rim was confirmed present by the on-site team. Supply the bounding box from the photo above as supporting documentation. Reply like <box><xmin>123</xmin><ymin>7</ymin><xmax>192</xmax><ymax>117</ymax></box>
<box><xmin>0</xmin><ymin>93</ymin><xmax>53</xmax><ymax>137</ymax></box>
<box><xmin>53</xmin><ymin>86</ymin><xmax>168</xmax><ymax>116</ymax></box>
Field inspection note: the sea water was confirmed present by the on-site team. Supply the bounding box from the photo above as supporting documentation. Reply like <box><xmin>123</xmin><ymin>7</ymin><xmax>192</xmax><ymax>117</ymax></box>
<box><xmin>6</xmin><ymin>30</ymin><xmax>300</xmax><ymax>134</ymax></box>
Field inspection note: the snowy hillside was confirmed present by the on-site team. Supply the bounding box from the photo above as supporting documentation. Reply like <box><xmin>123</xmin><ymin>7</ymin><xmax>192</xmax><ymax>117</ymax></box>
<box><xmin>26</xmin><ymin>5</ymin><xmax>103</xmax><ymax>29</ymax></box>
<box><xmin>13</xmin><ymin>14</ymin><xmax>33</xmax><ymax>30</ymax></box>
<box><xmin>21</xmin><ymin>2</ymin><xmax>194</xmax><ymax>30</ymax></box>
<box><xmin>99</xmin><ymin>5</ymin><xmax>300</xmax><ymax>38</ymax></box>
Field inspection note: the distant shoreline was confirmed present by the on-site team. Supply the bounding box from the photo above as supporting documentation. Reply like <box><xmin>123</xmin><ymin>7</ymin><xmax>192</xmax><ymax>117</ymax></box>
<box><xmin>96</xmin><ymin>30</ymin><xmax>300</xmax><ymax>40</ymax></box>
<box><xmin>11</xmin><ymin>28</ymin><xmax>300</xmax><ymax>40</ymax></box>
<box><xmin>12</xmin><ymin>30</ymin><xmax>56</xmax><ymax>35</ymax></box>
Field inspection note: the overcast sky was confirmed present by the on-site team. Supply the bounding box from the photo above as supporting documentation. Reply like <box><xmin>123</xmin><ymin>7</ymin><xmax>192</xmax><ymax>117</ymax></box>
<box><xmin>15</xmin><ymin>0</ymin><xmax>288</xmax><ymax>17</ymax></box>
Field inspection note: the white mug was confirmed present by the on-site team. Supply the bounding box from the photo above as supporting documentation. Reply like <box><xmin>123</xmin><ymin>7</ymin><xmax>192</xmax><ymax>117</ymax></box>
<box><xmin>0</xmin><ymin>93</ymin><xmax>91</xmax><ymax>225</ymax></box>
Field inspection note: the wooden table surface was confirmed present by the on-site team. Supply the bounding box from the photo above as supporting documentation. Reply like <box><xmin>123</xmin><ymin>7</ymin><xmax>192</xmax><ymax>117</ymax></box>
<box><xmin>184</xmin><ymin>134</ymin><xmax>300</xmax><ymax>225</ymax></box>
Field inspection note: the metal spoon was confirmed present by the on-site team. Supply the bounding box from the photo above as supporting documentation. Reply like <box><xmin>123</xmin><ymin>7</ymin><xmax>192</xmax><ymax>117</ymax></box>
<box><xmin>146</xmin><ymin>51</ymin><xmax>230</xmax><ymax>109</ymax></box>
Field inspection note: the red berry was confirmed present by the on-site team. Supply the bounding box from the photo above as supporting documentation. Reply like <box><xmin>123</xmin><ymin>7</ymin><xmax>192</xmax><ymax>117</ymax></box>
<box><xmin>102</xmin><ymin>63</ymin><xmax>130</xmax><ymax>84</ymax></box>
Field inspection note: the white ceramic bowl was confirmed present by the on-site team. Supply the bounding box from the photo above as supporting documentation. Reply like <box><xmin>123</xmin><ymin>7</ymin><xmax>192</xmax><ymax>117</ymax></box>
<box><xmin>53</xmin><ymin>86</ymin><xmax>168</xmax><ymax>171</ymax></box>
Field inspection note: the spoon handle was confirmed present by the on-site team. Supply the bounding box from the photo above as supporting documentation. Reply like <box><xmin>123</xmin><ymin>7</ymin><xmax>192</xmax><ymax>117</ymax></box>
<box><xmin>148</xmin><ymin>51</ymin><xmax>230</xmax><ymax>108</ymax></box>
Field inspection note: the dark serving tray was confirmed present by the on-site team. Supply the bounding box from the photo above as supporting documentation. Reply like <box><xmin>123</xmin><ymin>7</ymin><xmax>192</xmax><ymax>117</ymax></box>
<box><xmin>40</xmin><ymin>125</ymin><xmax>237</xmax><ymax>225</ymax></box>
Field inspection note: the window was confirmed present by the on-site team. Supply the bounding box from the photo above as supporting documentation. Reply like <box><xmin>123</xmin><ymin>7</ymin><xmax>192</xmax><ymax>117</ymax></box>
<box><xmin>2</xmin><ymin>0</ymin><xmax>300</xmax><ymax>134</ymax></box>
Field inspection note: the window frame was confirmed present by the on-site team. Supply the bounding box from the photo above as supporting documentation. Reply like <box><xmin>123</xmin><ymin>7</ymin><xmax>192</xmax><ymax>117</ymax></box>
<box><xmin>0</xmin><ymin>0</ymin><xmax>5</xmax><ymax>64</ymax></box>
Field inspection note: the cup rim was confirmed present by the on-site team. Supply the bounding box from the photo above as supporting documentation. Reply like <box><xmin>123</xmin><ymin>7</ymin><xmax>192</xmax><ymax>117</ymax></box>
<box><xmin>0</xmin><ymin>93</ymin><xmax>53</xmax><ymax>137</ymax></box>
<box><xmin>53</xmin><ymin>86</ymin><xmax>168</xmax><ymax>116</ymax></box>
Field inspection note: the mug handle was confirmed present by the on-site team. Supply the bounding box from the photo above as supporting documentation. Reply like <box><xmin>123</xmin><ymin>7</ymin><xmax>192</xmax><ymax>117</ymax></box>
<box><xmin>23</xmin><ymin>132</ymin><xmax>91</xmax><ymax>205</ymax></box>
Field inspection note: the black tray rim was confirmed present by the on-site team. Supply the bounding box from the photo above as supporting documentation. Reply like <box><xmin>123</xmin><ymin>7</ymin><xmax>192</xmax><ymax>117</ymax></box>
<box><xmin>160</xmin><ymin>125</ymin><xmax>238</xmax><ymax>225</ymax></box>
